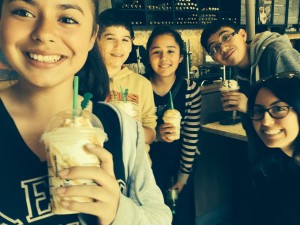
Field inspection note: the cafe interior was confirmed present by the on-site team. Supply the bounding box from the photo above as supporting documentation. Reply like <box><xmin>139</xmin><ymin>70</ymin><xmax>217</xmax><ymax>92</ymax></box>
<box><xmin>1</xmin><ymin>0</ymin><xmax>300</xmax><ymax>224</ymax></box>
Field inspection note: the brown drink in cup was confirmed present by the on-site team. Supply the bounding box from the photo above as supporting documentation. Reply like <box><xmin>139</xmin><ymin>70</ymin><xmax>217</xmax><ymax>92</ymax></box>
<box><xmin>219</xmin><ymin>79</ymin><xmax>241</xmax><ymax>125</ymax></box>
<box><xmin>219</xmin><ymin>79</ymin><xmax>240</xmax><ymax>109</ymax></box>
<box><xmin>41</xmin><ymin>109</ymin><xmax>107</xmax><ymax>214</ymax></box>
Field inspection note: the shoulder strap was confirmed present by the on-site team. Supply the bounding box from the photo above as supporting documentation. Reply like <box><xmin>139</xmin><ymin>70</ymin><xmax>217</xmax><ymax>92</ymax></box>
<box><xmin>171</xmin><ymin>78</ymin><xmax>184</xmax><ymax>99</ymax></box>
<box><xmin>92</xmin><ymin>102</ymin><xmax>125</xmax><ymax>184</ymax></box>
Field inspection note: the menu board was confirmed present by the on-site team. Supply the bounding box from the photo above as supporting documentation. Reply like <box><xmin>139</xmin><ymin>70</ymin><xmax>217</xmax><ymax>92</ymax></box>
<box><xmin>273</xmin><ymin>0</ymin><xmax>286</xmax><ymax>24</ymax></box>
<box><xmin>288</xmin><ymin>0</ymin><xmax>300</xmax><ymax>24</ymax></box>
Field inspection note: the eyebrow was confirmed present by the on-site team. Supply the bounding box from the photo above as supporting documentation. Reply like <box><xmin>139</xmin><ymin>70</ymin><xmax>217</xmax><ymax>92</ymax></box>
<box><xmin>8</xmin><ymin>1</ymin><xmax>85</xmax><ymax>15</ymax></box>
<box><xmin>8</xmin><ymin>0</ymin><xmax>35</xmax><ymax>5</ymax></box>
<box><xmin>58</xmin><ymin>4</ymin><xmax>84</xmax><ymax>15</ymax></box>
<box><xmin>207</xmin><ymin>30</ymin><xmax>233</xmax><ymax>49</ymax></box>
<box><xmin>254</xmin><ymin>100</ymin><xmax>284</xmax><ymax>107</ymax></box>
<box><xmin>150</xmin><ymin>46</ymin><xmax>177</xmax><ymax>51</ymax></box>
<box><xmin>103</xmin><ymin>33</ymin><xmax>131</xmax><ymax>39</ymax></box>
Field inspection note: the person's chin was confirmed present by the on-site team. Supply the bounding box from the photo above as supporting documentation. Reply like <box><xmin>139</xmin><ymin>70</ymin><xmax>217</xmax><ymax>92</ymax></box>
<box><xmin>261</xmin><ymin>137</ymin><xmax>282</xmax><ymax>149</ymax></box>
<box><xmin>227</xmin><ymin>56</ymin><xmax>242</xmax><ymax>67</ymax></box>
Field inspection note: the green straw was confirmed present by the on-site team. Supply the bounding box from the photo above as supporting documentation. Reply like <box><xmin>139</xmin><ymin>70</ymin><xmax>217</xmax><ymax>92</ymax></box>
<box><xmin>169</xmin><ymin>91</ymin><xmax>174</xmax><ymax>109</ymax></box>
<box><xmin>120</xmin><ymin>85</ymin><xmax>126</xmax><ymax>102</ymax></box>
<box><xmin>73</xmin><ymin>76</ymin><xmax>79</xmax><ymax>117</ymax></box>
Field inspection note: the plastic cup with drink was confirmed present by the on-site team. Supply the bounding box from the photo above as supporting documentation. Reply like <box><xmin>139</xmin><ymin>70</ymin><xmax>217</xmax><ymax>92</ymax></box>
<box><xmin>41</xmin><ymin>77</ymin><xmax>107</xmax><ymax>214</ymax></box>
<box><xmin>162</xmin><ymin>91</ymin><xmax>182</xmax><ymax>141</ymax></box>
<box><xmin>111</xmin><ymin>86</ymin><xmax>139</xmax><ymax>120</ymax></box>
<box><xmin>219</xmin><ymin>79</ymin><xmax>241</xmax><ymax>125</ymax></box>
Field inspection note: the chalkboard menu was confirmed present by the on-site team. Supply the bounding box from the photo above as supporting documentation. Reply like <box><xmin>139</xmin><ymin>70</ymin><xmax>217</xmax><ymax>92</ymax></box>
<box><xmin>288</xmin><ymin>0</ymin><xmax>300</xmax><ymax>24</ymax></box>
<box><xmin>273</xmin><ymin>0</ymin><xmax>286</xmax><ymax>24</ymax></box>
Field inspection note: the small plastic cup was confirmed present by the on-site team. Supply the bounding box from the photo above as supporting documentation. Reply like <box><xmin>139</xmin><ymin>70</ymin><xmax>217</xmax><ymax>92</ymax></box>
<box><xmin>41</xmin><ymin>109</ymin><xmax>107</xmax><ymax>214</ymax></box>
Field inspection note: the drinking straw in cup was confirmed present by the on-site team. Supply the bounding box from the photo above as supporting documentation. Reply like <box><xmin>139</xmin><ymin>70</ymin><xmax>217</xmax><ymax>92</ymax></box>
<box><xmin>169</xmin><ymin>91</ymin><xmax>174</xmax><ymax>109</ymax></box>
<box><xmin>73</xmin><ymin>76</ymin><xmax>79</xmax><ymax>117</ymax></box>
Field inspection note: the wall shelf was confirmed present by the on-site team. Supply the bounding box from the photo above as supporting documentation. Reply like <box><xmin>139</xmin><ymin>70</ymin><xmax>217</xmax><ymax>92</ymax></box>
<box><xmin>111</xmin><ymin>0</ymin><xmax>241</xmax><ymax>28</ymax></box>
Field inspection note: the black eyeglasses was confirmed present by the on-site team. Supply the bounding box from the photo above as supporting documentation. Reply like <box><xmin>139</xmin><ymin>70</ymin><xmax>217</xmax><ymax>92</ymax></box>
<box><xmin>208</xmin><ymin>31</ymin><xmax>237</xmax><ymax>57</ymax></box>
<box><xmin>249</xmin><ymin>105</ymin><xmax>294</xmax><ymax>121</ymax></box>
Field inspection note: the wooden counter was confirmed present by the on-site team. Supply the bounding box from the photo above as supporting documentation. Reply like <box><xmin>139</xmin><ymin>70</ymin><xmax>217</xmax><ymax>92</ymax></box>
<box><xmin>201</xmin><ymin>121</ymin><xmax>247</xmax><ymax>142</ymax></box>
<box><xmin>287</xmin><ymin>32</ymin><xmax>300</xmax><ymax>40</ymax></box>
<box><xmin>195</xmin><ymin>123</ymin><xmax>251</xmax><ymax>225</ymax></box>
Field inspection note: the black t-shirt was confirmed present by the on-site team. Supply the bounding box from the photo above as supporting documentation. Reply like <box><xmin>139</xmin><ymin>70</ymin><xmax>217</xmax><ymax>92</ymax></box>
<box><xmin>0</xmin><ymin>100</ymin><xmax>125</xmax><ymax>225</ymax></box>
<box><xmin>149</xmin><ymin>77</ymin><xmax>187</xmax><ymax>190</ymax></box>
<box><xmin>252</xmin><ymin>150</ymin><xmax>300</xmax><ymax>225</ymax></box>
<box><xmin>150</xmin><ymin>77</ymin><xmax>186</xmax><ymax>157</ymax></box>
<box><xmin>0</xmin><ymin>100</ymin><xmax>81</xmax><ymax>224</ymax></box>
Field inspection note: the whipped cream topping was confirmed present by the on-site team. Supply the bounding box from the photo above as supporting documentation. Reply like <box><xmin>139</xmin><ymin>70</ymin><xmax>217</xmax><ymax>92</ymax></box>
<box><xmin>219</xmin><ymin>79</ymin><xmax>240</xmax><ymax>92</ymax></box>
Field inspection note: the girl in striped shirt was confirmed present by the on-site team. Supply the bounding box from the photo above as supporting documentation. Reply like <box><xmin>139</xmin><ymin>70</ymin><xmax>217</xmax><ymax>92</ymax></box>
<box><xmin>145</xmin><ymin>25</ymin><xmax>202</xmax><ymax>225</ymax></box>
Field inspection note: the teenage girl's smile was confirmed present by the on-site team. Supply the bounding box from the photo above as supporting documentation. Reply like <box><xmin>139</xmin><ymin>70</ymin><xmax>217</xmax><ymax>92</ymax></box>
<box><xmin>261</xmin><ymin>128</ymin><xmax>282</xmax><ymax>136</ymax></box>
<box><xmin>159</xmin><ymin>61</ymin><xmax>172</xmax><ymax>68</ymax></box>
<box><xmin>27</xmin><ymin>52</ymin><xmax>62</xmax><ymax>63</ymax></box>
<box><xmin>25</xmin><ymin>51</ymin><xmax>67</xmax><ymax>69</ymax></box>
<box><xmin>253</xmin><ymin>88</ymin><xmax>299</xmax><ymax>156</ymax></box>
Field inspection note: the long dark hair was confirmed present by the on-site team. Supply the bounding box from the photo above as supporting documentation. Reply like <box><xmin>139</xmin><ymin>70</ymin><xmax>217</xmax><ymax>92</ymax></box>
<box><xmin>77</xmin><ymin>0</ymin><xmax>109</xmax><ymax>101</ymax></box>
<box><xmin>246</xmin><ymin>72</ymin><xmax>300</xmax><ymax>177</ymax></box>
<box><xmin>0</xmin><ymin>0</ymin><xmax>109</xmax><ymax>101</ymax></box>
<box><xmin>145</xmin><ymin>26</ymin><xmax>187</xmax><ymax>78</ymax></box>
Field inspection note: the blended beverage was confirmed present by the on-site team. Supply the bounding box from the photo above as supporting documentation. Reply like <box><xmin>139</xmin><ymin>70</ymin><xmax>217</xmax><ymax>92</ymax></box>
<box><xmin>219</xmin><ymin>79</ymin><xmax>241</xmax><ymax>125</ymax></box>
<box><xmin>219</xmin><ymin>79</ymin><xmax>240</xmax><ymax>92</ymax></box>
<box><xmin>112</xmin><ymin>101</ymin><xmax>139</xmax><ymax>120</ymax></box>
<box><xmin>41</xmin><ymin>109</ymin><xmax>107</xmax><ymax>214</ymax></box>
<box><xmin>162</xmin><ymin>109</ymin><xmax>182</xmax><ymax>141</ymax></box>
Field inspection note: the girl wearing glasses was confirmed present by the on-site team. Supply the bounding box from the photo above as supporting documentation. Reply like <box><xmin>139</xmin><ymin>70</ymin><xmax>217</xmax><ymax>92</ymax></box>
<box><xmin>246</xmin><ymin>73</ymin><xmax>300</xmax><ymax>225</ymax></box>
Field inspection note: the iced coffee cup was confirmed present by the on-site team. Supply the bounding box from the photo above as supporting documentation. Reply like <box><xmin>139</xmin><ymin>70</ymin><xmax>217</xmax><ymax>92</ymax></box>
<box><xmin>41</xmin><ymin>109</ymin><xmax>107</xmax><ymax>214</ymax></box>
<box><xmin>219</xmin><ymin>79</ymin><xmax>241</xmax><ymax>125</ymax></box>
<box><xmin>162</xmin><ymin>109</ymin><xmax>182</xmax><ymax>141</ymax></box>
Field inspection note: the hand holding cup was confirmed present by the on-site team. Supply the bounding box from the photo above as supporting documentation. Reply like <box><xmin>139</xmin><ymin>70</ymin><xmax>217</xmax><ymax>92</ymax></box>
<box><xmin>160</xmin><ymin>91</ymin><xmax>182</xmax><ymax>142</ymax></box>
<box><xmin>161</xmin><ymin>109</ymin><xmax>182</xmax><ymax>141</ymax></box>
<box><xmin>41</xmin><ymin>109</ymin><xmax>108</xmax><ymax>214</ymax></box>
<box><xmin>56</xmin><ymin>143</ymin><xmax>120</xmax><ymax>225</ymax></box>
